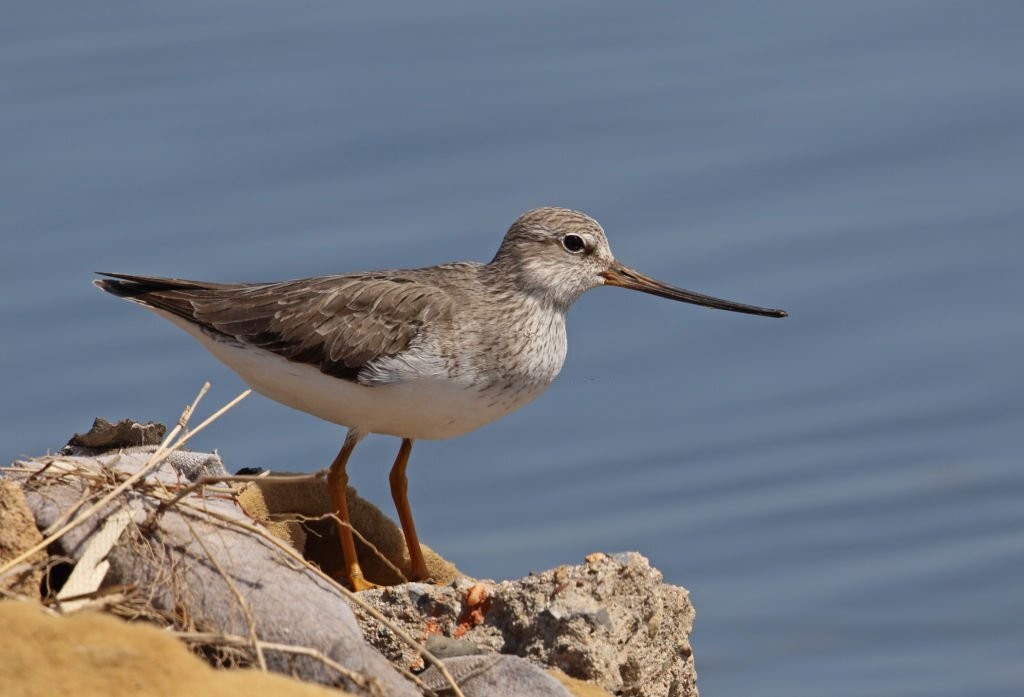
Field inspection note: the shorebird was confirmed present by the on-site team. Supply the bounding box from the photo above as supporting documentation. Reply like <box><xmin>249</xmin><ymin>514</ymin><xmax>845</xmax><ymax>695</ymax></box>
<box><xmin>95</xmin><ymin>207</ymin><xmax>787</xmax><ymax>590</ymax></box>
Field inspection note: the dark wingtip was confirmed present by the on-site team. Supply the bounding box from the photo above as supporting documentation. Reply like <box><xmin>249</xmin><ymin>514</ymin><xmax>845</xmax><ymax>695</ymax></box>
<box><xmin>93</xmin><ymin>278</ymin><xmax>130</xmax><ymax>298</ymax></box>
<box><xmin>92</xmin><ymin>272</ymin><xmax>152</xmax><ymax>298</ymax></box>
<box><xmin>93</xmin><ymin>273</ymin><xmax>115</xmax><ymax>289</ymax></box>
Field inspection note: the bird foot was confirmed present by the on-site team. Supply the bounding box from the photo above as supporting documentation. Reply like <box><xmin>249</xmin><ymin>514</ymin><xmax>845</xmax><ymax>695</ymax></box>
<box><xmin>348</xmin><ymin>575</ymin><xmax>382</xmax><ymax>592</ymax></box>
<box><xmin>332</xmin><ymin>569</ymin><xmax>381</xmax><ymax>592</ymax></box>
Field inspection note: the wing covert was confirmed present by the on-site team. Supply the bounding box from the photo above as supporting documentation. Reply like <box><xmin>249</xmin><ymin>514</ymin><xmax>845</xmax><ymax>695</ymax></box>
<box><xmin>197</xmin><ymin>276</ymin><xmax>453</xmax><ymax>380</ymax></box>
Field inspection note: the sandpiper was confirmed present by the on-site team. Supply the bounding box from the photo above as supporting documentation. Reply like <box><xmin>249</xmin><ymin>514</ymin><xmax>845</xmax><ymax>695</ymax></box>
<box><xmin>95</xmin><ymin>207</ymin><xmax>787</xmax><ymax>590</ymax></box>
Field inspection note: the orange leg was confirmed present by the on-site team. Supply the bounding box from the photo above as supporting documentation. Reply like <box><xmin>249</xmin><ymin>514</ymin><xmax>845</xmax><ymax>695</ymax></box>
<box><xmin>389</xmin><ymin>438</ymin><xmax>430</xmax><ymax>582</ymax></box>
<box><xmin>326</xmin><ymin>430</ymin><xmax>376</xmax><ymax>591</ymax></box>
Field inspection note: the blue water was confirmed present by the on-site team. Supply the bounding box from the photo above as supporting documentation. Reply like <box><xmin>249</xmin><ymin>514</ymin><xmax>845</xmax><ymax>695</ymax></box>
<box><xmin>3</xmin><ymin>2</ymin><xmax>1023</xmax><ymax>695</ymax></box>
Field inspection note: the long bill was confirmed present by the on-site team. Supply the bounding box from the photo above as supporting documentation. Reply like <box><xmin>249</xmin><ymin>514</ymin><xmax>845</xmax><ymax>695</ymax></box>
<box><xmin>600</xmin><ymin>262</ymin><xmax>788</xmax><ymax>318</ymax></box>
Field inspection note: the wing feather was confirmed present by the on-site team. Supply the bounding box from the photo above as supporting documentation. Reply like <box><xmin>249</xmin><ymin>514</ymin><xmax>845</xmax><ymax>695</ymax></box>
<box><xmin>94</xmin><ymin>272</ymin><xmax>455</xmax><ymax>382</ymax></box>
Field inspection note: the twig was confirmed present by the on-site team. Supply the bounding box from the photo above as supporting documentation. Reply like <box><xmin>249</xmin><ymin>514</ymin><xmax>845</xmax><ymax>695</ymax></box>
<box><xmin>172</xmin><ymin>631</ymin><xmax>395</xmax><ymax>696</ymax></box>
<box><xmin>181</xmin><ymin>516</ymin><xmax>267</xmax><ymax>671</ymax></box>
<box><xmin>39</xmin><ymin>477</ymin><xmax>104</xmax><ymax>538</ymax></box>
<box><xmin>0</xmin><ymin>385</ymin><xmax>249</xmax><ymax>580</ymax></box>
<box><xmin>307</xmin><ymin>511</ymin><xmax>409</xmax><ymax>584</ymax></box>
<box><xmin>157</xmin><ymin>476</ymin><xmax>409</xmax><ymax>582</ymax></box>
<box><xmin>152</xmin><ymin>472</ymin><xmax>322</xmax><ymax>518</ymax></box>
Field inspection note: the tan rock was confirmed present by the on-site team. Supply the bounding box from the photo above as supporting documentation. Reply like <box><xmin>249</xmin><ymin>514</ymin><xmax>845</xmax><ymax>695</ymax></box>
<box><xmin>0</xmin><ymin>601</ymin><xmax>351</xmax><ymax>697</ymax></box>
<box><xmin>0</xmin><ymin>481</ymin><xmax>46</xmax><ymax>598</ymax></box>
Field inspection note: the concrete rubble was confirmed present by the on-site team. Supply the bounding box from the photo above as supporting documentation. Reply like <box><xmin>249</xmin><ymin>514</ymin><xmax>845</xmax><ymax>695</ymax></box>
<box><xmin>0</xmin><ymin>418</ymin><xmax>698</xmax><ymax>697</ymax></box>
<box><xmin>355</xmin><ymin>553</ymin><xmax>697</xmax><ymax>697</ymax></box>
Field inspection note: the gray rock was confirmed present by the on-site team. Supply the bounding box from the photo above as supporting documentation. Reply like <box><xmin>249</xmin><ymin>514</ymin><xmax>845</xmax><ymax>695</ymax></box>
<box><xmin>420</xmin><ymin>655</ymin><xmax>572</xmax><ymax>697</ymax></box>
<box><xmin>424</xmin><ymin>635</ymin><xmax>490</xmax><ymax>659</ymax></box>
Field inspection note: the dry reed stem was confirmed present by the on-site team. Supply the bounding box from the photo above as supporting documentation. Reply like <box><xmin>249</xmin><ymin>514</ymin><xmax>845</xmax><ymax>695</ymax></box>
<box><xmin>38</xmin><ymin>477</ymin><xmax>101</xmax><ymax>537</ymax></box>
<box><xmin>172</xmin><ymin>631</ymin><xmax>395</xmax><ymax>696</ymax></box>
<box><xmin>153</xmin><ymin>472</ymin><xmax>322</xmax><ymax>516</ymax></box>
<box><xmin>0</xmin><ymin>384</ymin><xmax>249</xmax><ymax>581</ymax></box>
<box><xmin>182</xmin><ymin>516</ymin><xmax>267</xmax><ymax>671</ymax></box>
<box><xmin>156</xmin><ymin>475</ymin><xmax>411</xmax><ymax>583</ymax></box>
<box><xmin>279</xmin><ymin>511</ymin><xmax>409</xmax><ymax>584</ymax></box>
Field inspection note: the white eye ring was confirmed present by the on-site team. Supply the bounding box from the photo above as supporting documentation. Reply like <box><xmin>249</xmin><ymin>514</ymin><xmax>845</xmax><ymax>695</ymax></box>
<box><xmin>561</xmin><ymin>234</ymin><xmax>586</xmax><ymax>254</ymax></box>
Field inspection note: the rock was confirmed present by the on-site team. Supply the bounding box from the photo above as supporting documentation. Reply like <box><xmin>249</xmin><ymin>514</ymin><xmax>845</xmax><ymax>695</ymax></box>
<box><xmin>0</xmin><ymin>481</ymin><xmax>46</xmax><ymax>598</ymax></box>
<box><xmin>419</xmin><ymin>655</ymin><xmax>572</xmax><ymax>697</ymax></box>
<box><xmin>66</xmin><ymin>417</ymin><xmax>166</xmax><ymax>450</ymax></box>
<box><xmin>352</xmin><ymin>553</ymin><xmax>698</xmax><ymax>697</ymax></box>
<box><xmin>550</xmin><ymin>669</ymin><xmax>617</xmax><ymax>697</ymax></box>
<box><xmin>424</xmin><ymin>635</ymin><xmax>491</xmax><ymax>659</ymax></box>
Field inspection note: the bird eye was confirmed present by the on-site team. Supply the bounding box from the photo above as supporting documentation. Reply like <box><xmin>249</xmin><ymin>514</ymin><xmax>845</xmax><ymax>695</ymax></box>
<box><xmin>561</xmin><ymin>234</ymin><xmax>586</xmax><ymax>254</ymax></box>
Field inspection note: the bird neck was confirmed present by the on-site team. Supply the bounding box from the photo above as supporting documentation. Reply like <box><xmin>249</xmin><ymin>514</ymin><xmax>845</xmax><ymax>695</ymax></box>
<box><xmin>483</xmin><ymin>256</ymin><xmax>575</xmax><ymax>316</ymax></box>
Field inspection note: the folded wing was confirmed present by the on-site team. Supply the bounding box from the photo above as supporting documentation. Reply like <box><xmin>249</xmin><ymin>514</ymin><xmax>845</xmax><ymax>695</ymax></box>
<box><xmin>94</xmin><ymin>272</ymin><xmax>455</xmax><ymax>382</ymax></box>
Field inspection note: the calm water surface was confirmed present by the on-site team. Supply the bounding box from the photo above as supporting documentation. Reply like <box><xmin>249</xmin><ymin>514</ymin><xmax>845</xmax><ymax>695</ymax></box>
<box><xmin>2</xmin><ymin>3</ymin><xmax>1023</xmax><ymax>695</ymax></box>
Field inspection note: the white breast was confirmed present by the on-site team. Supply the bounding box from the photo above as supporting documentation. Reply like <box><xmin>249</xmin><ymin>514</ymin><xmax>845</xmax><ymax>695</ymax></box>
<box><xmin>158</xmin><ymin>309</ymin><xmax>563</xmax><ymax>440</ymax></box>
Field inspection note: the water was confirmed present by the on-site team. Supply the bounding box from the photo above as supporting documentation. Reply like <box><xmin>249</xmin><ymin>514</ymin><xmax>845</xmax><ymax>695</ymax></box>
<box><xmin>3</xmin><ymin>2</ymin><xmax>1023</xmax><ymax>695</ymax></box>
